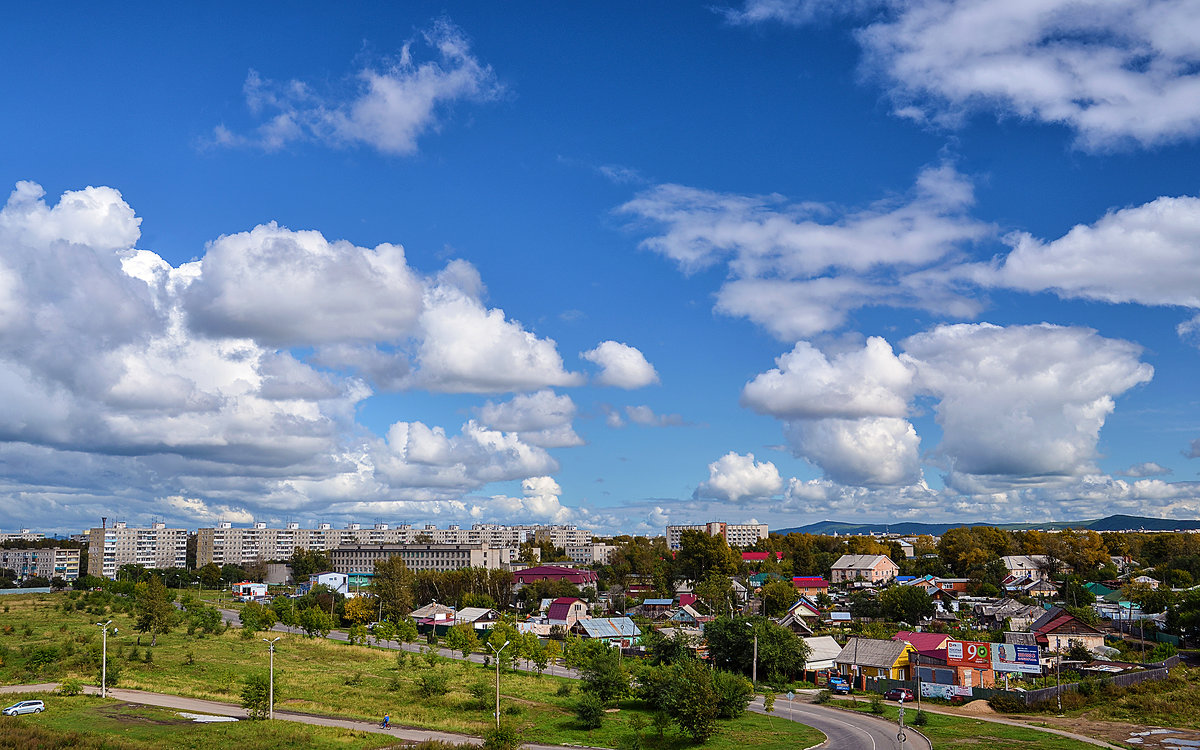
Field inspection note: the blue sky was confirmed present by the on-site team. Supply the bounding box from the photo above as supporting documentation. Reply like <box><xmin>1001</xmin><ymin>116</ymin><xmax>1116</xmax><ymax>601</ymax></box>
<box><xmin>2</xmin><ymin>1</ymin><xmax>1200</xmax><ymax>535</ymax></box>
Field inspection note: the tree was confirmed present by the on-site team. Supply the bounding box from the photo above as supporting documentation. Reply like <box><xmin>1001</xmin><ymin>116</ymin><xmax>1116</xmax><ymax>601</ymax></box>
<box><xmin>446</xmin><ymin>624</ymin><xmax>480</xmax><ymax>658</ymax></box>
<box><xmin>289</xmin><ymin>547</ymin><xmax>331</xmax><ymax>580</ymax></box>
<box><xmin>693</xmin><ymin>574</ymin><xmax>737</xmax><ymax>616</ymax></box>
<box><xmin>241</xmin><ymin>672</ymin><xmax>275</xmax><ymax>720</ymax></box>
<box><xmin>199</xmin><ymin>563</ymin><xmax>222</xmax><ymax>588</ymax></box>
<box><xmin>239</xmin><ymin>601</ymin><xmax>277</xmax><ymax>635</ymax></box>
<box><xmin>664</xmin><ymin>658</ymin><xmax>718</xmax><ymax>743</ymax></box>
<box><xmin>759</xmin><ymin>580</ymin><xmax>796</xmax><ymax>618</ymax></box>
<box><xmin>879</xmin><ymin>585</ymin><xmax>935</xmax><ymax>624</ymax></box>
<box><xmin>677</xmin><ymin>531</ymin><xmax>737</xmax><ymax>583</ymax></box>
<box><xmin>343</xmin><ymin>596</ymin><xmax>375</xmax><ymax>625</ymax></box>
<box><xmin>712</xmin><ymin>670</ymin><xmax>754</xmax><ymax>719</ymax></box>
<box><xmin>579</xmin><ymin>646</ymin><xmax>629</xmax><ymax>705</ymax></box>
<box><xmin>134</xmin><ymin>575</ymin><xmax>175</xmax><ymax>646</ymax></box>
<box><xmin>704</xmin><ymin>617</ymin><xmax>809</xmax><ymax>683</ymax></box>
<box><xmin>395</xmin><ymin>617</ymin><xmax>419</xmax><ymax>643</ymax></box>
<box><xmin>373</xmin><ymin>556</ymin><xmax>415</xmax><ymax>621</ymax></box>
<box><xmin>298</xmin><ymin>605</ymin><xmax>333</xmax><ymax>638</ymax></box>
<box><xmin>574</xmin><ymin>692</ymin><xmax>606</xmax><ymax>729</ymax></box>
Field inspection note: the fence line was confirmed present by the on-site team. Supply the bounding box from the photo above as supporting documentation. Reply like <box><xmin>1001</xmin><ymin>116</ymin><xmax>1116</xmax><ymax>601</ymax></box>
<box><xmin>866</xmin><ymin>663</ymin><xmax>1174</xmax><ymax>706</ymax></box>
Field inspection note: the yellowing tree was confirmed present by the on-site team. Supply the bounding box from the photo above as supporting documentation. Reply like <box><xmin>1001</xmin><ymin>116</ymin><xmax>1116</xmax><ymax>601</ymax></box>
<box><xmin>343</xmin><ymin>595</ymin><xmax>376</xmax><ymax>625</ymax></box>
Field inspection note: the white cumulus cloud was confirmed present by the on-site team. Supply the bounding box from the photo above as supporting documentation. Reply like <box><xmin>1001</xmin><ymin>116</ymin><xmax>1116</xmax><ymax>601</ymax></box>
<box><xmin>695</xmin><ymin>452</ymin><xmax>783</xmax><ymax>502</ymax></box>
<box><xmin>581</xmin><ymin>341</ymin><xmax>660</xmax><ymax>388</ymax></box>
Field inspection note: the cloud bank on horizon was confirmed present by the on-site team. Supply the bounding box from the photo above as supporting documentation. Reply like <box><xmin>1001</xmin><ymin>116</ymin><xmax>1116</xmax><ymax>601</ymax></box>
<box><xmin>2</xmin><ymin>5</ymin><xmax>1200</xmax><ymax>534</ymax></box>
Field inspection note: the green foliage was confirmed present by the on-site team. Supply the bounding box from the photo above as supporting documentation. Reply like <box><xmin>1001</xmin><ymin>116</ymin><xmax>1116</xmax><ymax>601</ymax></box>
<box><xmin>1067</xmin><ymin>640</ymin><xmax>1093</xmax><ymax>662</ymax></box>
<box><xmin>297</xmin><ymin>605</ymin><xmax>333</xmax><ymax>638</ymax></box>
<box><xmin>133</xmin><ymin>575</ymin><xmax>175</xmax><ymax>646</ymax></box>
<box><xmin>704</xmin><ymin>617</ymin><xmax>810</xmax><ymax>683</ymax></box>
<box><xmin>469</xmin><ymin>678</ymin><xmax>490</xmax><ymax>709</ymax></box>
<box><xmin>869</xmin><ymin>694</ymin><xmax>884</xmax><ymax>714</ymax></box>
<box><xmin>879</xmin><ymin>585</ymin><xmax>935</xmax><ymax>624</ymax></box>
<box><xmin>395</xmin><ymin>617</ymin><xmax>420</xmax><ymax>643</ymax></box>
<box><xmin>483</xmin><ymin>722</ymin><xmax>522</xmax><ymax>750</ymax></box>
<box><xmin>759</xmin><ymin>580</ymin><xmax>797</xmax><ymax>619</ymax></box>
<box><xmin>58</xmin><ymin>678</ymin><xmax>83</xmax><ymax>695</ymax></box>
<box><xmin>677</xmin><ymin>530</ymin><xmax>738</xmax><ymax>585</ymax></box>
<box><xmin>347</xmin><ymin>623</ymin><xmax>369</xmax><ymax>646</ymax></box>
<box><xmin>762</xmin><ymin>691</ymin><xmax>775</xmax><ymax>714</ymax></box>
<box><xmin>423</xmin><ymin>645</ymin><xmax>444</xmax><ymax>668</ymax></box>
<box><xmin>643</xmin><ymin>627</ymin><xmax>692</xmax><ymax>665</ymax></box>
<box><xmin>372</xmin><ymin>619</ymin><xmax>397</xmax><ymax>643</ymax></box>
<box><xmin>418</xmin><ymin>669</ymin><xmax>450</xmax><ymax>698</ymax></box>
<box><xmin>664</xmin><ymin>658</ymin><xmax>718</xmax><ymax>743</ymax></box>
<box><xmin>912</xmin><ymin>709</ymin><xmax>929</xmax><ymax>726</ymax></box>
<box><xmin>289</xmin><ymin>547</ymin><xmax>331</xmax><ymax>580</ymax></box>
<box><xmin>556</xmin><ymin>682</ymin><xmax>573</xmax><ymax>697</ymax></box>
<box><xmin>579</xmin><ymin>646</ymin><xmax>629</xmax><ymax>705</ymax></box>
<box><xmin>241</xmin><ymin>672</ymin><xmax>273</xmax><ymax>720</ymax></box>
<box><xmin>713</xmin><ymin>670</ymin><xmax>754</xmax><ymax>719</ymax></box>
<box><xmin>446</xmin><ymin>623</ymin><xmax>480</xmax><ymax>658</ymax></box>
<box><xmin>814</xmin><ymin>689</ymin><xmax>831</xmax><ymax>704</ymax></box>
<box><xmin>373</xmin><ymin>556</ymin><xmax>416</xmax><ymax>621</ymax></box>
<box><xmin>987</xmin><ymin>693</ymin><xmax>1027</xmax><ymax>713</ymax></box>
<box><xmin>574</xmin><ymin>691</ymin><xmax>606</xmax><ymax>729</ymax></box>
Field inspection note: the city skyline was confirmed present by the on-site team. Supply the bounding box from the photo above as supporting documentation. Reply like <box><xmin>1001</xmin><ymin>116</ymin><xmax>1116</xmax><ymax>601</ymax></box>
<box><xmin>2</xmin><ymin>2</ymin><xmax>1200</xmax><ymax>535</ymax></box>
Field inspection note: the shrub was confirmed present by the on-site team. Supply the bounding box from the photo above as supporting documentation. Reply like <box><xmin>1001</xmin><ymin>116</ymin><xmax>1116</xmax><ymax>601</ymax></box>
<box><xmin>713</xmin><ymin>669</ymin><xmax>754</xmax><ymax>719</ymax></box>
<box><xmin>58</xmin><ymin>678</ymin><xmax>83</xmax><ymax>696</ymax></box>
<box><xmin>241</xmin><ymin>672</ymin><xmax>274</xmax><ymax>720</ymax></box>
<box><xmin>470</xmin><ymin>679</ymin><xmax>490</xmax><ymax>709</ymax></box>
<box><xmin>127</xmin><ymin>646</ymin><xmax>141</xmax><ymax>662</ymax></box>
<box><xmin>483</xmin><ymin>722</ymin><xmax>522</xmax><ymax>750</ymax></box>
<box><xmin>987</xmin><ymin>694</ymin><xmax>1027</xmax><ymax>713</ymax></box>
<box><xmin>418</xmin><ymin>670</ymin><xmax>450</xmax><ymax>698</ymax></box>
<box><xmin>574</xmin><ymin>692</ymin><xmax>606</xmax><ymax>729</ymax></box>
<box><xmin>870</xmin><ymin>694</ymin><xmax>885</xmax><ymax>714</ymax></box>
<box><xmin>911</xmin><ymin>709</ymin><xmax>929</xmax><ymax>726</ymax></box>
<box><xmin>143</xmin><ymin>649</ymin><xmax>153</xmax><ymax>664</ymax></box>
<box><xmin>503</xmin><ymin>703</ymin><xmax>522</xmax><ymax>716</ymax></box>
<box><xmin>344</xmin><ymin>671</ymin><xmax>364</xmax><ymax>686</ymax></box>
<box><xmin>556</xmin><ymin>682</ymin><xmax>573</xmax><ymax>698</ymax></box>
<box><xmin>814</xmin><ymin>689</ymin><xmax>831</xmax><ymax>704</ymax></box>
<box><xmin>184</xmin><ymin>651</ymin><xmax>195</xmax><ymax>665</ymax></box>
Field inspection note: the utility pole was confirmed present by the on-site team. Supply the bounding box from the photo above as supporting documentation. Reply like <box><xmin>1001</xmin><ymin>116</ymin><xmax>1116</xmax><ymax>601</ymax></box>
<box><xmin>263</xmin><ymin>637</ymin><xmax>281</xmax><ymax>719</ymax></box>
<box><xmin>488</xmin><ymin>640</ymin><xmax>510</xmax><ymax>729</ymax></box>
<box><xmin>96</xmin><ymin>620</ymin><xmax>115</xmax><ymax>699</ymax></box>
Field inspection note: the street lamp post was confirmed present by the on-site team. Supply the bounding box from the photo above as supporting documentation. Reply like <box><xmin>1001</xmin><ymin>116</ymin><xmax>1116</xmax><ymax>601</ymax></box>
<box><xmin>745</xmin><ymin>621</ymin><xmax>758</xmax><ymax>685</ymax></box>
<box><xmin>263</xmin><ymin>637</ymin><xmax>281</xmax><ymax>719</ymax></box>
<box><xmin>96</xmin><ymin>620</ymin><xmax>116</xmax><ymax>699</ymax></box>
<box><xmin>488</xmin><ymin>640</ymin><xmax>510</xmax><ymax>729</ymax></box>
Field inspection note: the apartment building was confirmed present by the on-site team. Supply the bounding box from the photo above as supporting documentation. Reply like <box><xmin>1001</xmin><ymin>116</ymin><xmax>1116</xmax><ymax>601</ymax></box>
<box><xmin>87</xmin><ymin>522</ymin><xmax>187</xmax><ymax>578</ymax></box>
<box><xmin>330</xmin><ymin>543</ymin><xmax>510</xmax><ymax>581</ymax></box>
<box><xmin>565</xmin><ymin>543</ymin><xmax>616</xmax><ymax>565</ymax></box>
<box><xmin>197</xmin><ymin>522</ymin><xmax>593</xmax><ymax>566</ymax></box>
<box><xmin>0</xmin><ymin>547</ymin><xmax>80</xmax><ymax>581</ymax></box>
<box><xmin>665</xmin><ymin>521</ymin><xmax>770</xmax><ymax>550</ymax></box>
<box><xmin>0</xmin><ymin>529</ymin><xmax>45</xmax><ymax>543</ymax></box>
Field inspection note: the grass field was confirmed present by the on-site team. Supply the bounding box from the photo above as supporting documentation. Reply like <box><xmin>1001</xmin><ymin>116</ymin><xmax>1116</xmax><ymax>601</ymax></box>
<box><xmin>0</xmin><ymin>691</ymin><xmax>398</xmax><ymax>749</ymax></box>
<box><xmin>0</xmin><ymin>592</ymin><xmax>823</xmax><ymax>750</ymax></box>
<box><xmin>1060</xmin><ymin>665</ymin><xmax>1200</xmax><ymax>730</ymax></box>
<box><xmin>828</xmin><ymin>699</ymin><xmax>1103</xmax><ymax>750</ymax></box>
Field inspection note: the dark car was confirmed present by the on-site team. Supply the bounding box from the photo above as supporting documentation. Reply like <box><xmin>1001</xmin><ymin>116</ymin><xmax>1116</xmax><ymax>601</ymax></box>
<box><xmin>883</xmin><ymin>688</ymin><xmax>914</xmax><ymax>702</ymax></box>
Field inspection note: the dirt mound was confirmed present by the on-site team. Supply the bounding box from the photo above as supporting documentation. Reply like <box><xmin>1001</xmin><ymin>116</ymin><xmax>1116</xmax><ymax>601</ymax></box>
<box><xmin>958</xmin><ymin>700</ymin><xmax>997</xmax><ymax>715</ymax></box>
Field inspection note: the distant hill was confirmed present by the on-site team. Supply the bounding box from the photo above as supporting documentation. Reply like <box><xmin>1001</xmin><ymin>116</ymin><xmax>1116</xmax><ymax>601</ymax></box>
<box><xmin>773</xmin><ymin>514</ymin><xmax>1200</xmax><ymax>537</ymax></box>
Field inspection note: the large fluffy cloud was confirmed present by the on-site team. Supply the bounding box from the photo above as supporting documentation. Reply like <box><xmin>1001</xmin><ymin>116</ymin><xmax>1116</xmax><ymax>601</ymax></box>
<box><xmin>581</xmin><ymin>341</ymin><xmax>660</xmax><ymax>388</ymax></box>
<box><xmin>695</xmin><ymin>452</ymin><xmax>783</xmax><ymax>502</ymax></box>
<box><xmin>477</xmin><ymin>390</ymin><xmax>584</xmax><ymax>448</ymax></box>
<box><xmin>214</xmin><ymin>20</ymin><xmax>503</xmax><ymax>155</ymax></box>
<box><xmin>726</xmin><ymin>0</ymin><xmax>1200</xmax><ymax>150</ymax></box>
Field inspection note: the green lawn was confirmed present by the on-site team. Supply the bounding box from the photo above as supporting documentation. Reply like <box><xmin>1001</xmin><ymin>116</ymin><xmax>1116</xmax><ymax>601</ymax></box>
<box><xmin>0</xmin><ymin>692</ymin><xmax>397</xmax><ymax>749</ymax></box>
<box><xmin>0</xmin><ymin>593</ymin><xmax>823</xmax><ymax>750</ymax></box>
<box><xmin>828</xmin><ymin>699</ymin><xmax>1102</xmax><ymax>750</ymax></box>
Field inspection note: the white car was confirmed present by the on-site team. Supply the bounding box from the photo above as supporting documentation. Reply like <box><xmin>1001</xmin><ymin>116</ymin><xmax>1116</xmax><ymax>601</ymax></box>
<box><xmin>3</xmin><ymin>700</ymin><xmax>45</xmax><ymax>715</ymax></box>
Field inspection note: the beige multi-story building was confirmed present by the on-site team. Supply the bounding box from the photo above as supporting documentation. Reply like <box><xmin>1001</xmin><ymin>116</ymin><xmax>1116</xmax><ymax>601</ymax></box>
<box><xmin>666</xmin><ymin>522</ymin><xmax>769</xmax><ymax>551</ymax></box>
<box><xmin>330</xmin><ymin>543</ymin><xmax>512</xmax><ymax>580</ymax></box>
<box><xmin>87</xmin><ymin>522</ymin><xmax>187</xmax><ymax>579</ymax></box>
<box><xmin>0</xmin><ymin>529</ymin><xmax>45</xmax><ymax>543</ymax></box>
<box><xmin>565</xmin><ymin>543</ymin><xmax>616</xmax><ymax>565</ymax></box>
<box><xmin>197</xmin><ymin>522</ymin><xmax>593</xmax><ymax>567</ymax></box>
<box><xmin>0</xmin><ymin>547</ymin><xmax>80</xmax><ymax>581</ymax></box>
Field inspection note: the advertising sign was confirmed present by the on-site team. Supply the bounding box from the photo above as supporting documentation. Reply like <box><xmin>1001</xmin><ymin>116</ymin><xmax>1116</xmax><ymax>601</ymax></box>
<box><xmin>921</xmin><ymin>683</ymin><xmax>972</xmax><ymax>700</ymax></box>
<box><xmin>946</xmin><ymin>640</ymin><xmax>992</xmax><ymax>668</ymax></box>
<box><xmin>991</xmin><ymin>643</ymin><xmax>1041</xmax><ymax>674</ymax></box>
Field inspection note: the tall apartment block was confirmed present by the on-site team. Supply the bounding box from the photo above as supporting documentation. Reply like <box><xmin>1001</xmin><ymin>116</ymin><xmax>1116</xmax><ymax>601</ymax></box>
<box><xmin>0</xmin><ymin>529</ymin><xmax>45</xmax><ymax>543</ymax></box>
<box><xmin>665</xmin><ymin>521</ymin><xmax>770</xmax><ymax>551</ymax></box>
<box><xmin>330</xmin><ymin>543</ymin><xmax>512</xmax><ymax>581</ymax></box>
<box><xmin>87</xmin><ymin>522</ymin><xmax>188</xmax><ymax>579</ymax></box>
<box><xmin>197</xmin><ymin>522</ymin><xmax>593</xmax><ymax>567</ymax></box>
<box><xmin>0</xmin><ymin>547</ymin><xmax>80</xmax><ymax>581</ymax></box>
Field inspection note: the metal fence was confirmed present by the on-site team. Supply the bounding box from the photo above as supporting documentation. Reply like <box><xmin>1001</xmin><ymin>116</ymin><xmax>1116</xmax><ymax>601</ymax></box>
<box><xmin>866</xmin><ymin>663</ymin><xmax>1174</xmax><ymax>706</ymax></box>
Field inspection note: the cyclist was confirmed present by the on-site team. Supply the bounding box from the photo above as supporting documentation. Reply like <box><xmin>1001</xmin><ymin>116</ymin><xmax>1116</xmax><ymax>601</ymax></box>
<box><xmin>382</xmin><ymin>713</ymin><xmax>390</xmax><ymax>729</ymax></box>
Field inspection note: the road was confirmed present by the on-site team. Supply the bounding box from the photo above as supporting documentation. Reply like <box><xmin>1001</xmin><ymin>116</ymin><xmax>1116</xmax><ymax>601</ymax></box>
<box><xmin>750</xmin><ymin>695</ymin><xmax>930</xmax><ymax>750</ymax></box>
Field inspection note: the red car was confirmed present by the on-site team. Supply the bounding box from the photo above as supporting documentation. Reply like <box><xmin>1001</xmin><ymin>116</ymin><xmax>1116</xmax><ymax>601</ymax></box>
<box><xmin>883</xmin><ymin>688</ymin><xmax>914</xmax><ymax>702</ymax></box>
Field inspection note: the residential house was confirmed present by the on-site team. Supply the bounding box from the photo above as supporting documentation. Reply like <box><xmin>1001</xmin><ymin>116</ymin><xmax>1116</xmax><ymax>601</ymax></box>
<box><xmin>454</xmin><ymin>607</ymin><xmax>501</xmax><ymax>631</ymax></box>
<box><xmin>834</xmin><ymin>637</ymin><xmax>915</xmax><ymax>680</ymax></box>
<box><xmin>668</xmin><ymin>604</ymin><xmax>707</xmax><ymax>625</ymax></box>
<box><xmin>741</xmin><ymin>551</ymin><xmax>783</xmax><ymax>564</ymax></box>
<box><xmin>1003</xmin><ymin>575</ymin><xmax>1059</xmax><ymax>598</ymax></box>
<box><xmin>571</xmin><ymin>617</ymin><xmax>641</xmax><ymax>648</ymax></box>
<box><xmin>637</xmin><ymin>598</ymin><xmax>674</xmax><ymax>619</ymax></box>
<box><xmin>999</xmin><ymin>555</ymin><xmax>1054</xmax><ymax>581</ymax></box>
<box><xmin>1029</xmin><ymin>606</ymin><xmax>1106</xmax><ymax>653</ymax></box>
<box><xmin>801</xmin><ymin>635</ymin><xmax>843</xmax><ymax>671</ymax></box>
<box><xmin>1130</xmin><ymin>575</ymin><xmax>1160</xmax><ymax>590</ymax></box>
<box><xmin>829</xmin><ymin>555</ymin><xmax>899</xmax><ymax>585</ymax></box>
<box><xmin>546</xmin><ymin>596</ymin><xmax>590</xmax><ymax>626</ymax></box>
<box><xmin>973</xmin><ymin>598</ymin><xmax>1043</xmax><ymax>630</ymax></box>
<box><xmin>775</xmin><ymin>611</ymin><xmax>813</xmax><ymax>635</ymax></box>
<box><xmin>792</xmin><ymin>577</ymin><xmax>830</xmax><ymax>597</ymax></box>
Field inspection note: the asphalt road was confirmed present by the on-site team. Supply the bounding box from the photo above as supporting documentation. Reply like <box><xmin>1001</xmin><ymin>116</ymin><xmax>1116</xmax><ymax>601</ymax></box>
<box><xmin>750</xmin><ymin>695</ymin><xmax>930</xmax><ymax>750</ymax></box>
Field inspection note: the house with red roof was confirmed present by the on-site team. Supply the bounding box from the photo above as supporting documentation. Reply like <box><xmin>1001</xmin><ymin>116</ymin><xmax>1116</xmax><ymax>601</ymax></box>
<box><xmin>546</xmin><ymin>596</ymin><xmax>590</xmax><ymax>626</ymax></box>
<box><xmin>792</xmin><ymin>576</ymin><xmax>830</xmax><ymax>597</ymax></box>
<box><xmin>1030</xmin><ymin>607</ymin><xmax>1105</xmax><ymax>653</ymax></box>
<box><xmin>742</xmin><ymin>551</ymin><xmax>783</xmax><ymax>563</ymax></box>
<box><xmin>513</xmin><ymin>565</ymin><xmax>598</xmax><ymax>587</ymax></box>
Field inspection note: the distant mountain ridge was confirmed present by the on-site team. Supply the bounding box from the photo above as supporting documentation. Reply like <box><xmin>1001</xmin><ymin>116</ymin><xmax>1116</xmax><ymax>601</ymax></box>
<box><xmin>773</xmin><ymin>514</ymin><xmax>1200</xmax><ymax>537</ymax></box>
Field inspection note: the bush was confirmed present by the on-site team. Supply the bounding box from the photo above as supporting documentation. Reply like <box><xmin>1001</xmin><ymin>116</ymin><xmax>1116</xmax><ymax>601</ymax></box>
<box><xmin>713</xmin><ymin>669</ymin><xmax>754</xmax><ymax>719</ymax></box>
<box><xmin>470</xmin><ymin>679</ymin><xmax>491</xmax><ymax>709</ymax></box>
<box><xmin>912</xmin><ymin>709</ymin><xmax>929</xmax><ymax>726</ymax></box>
<box><xmin>241</xmin><ymin>672</ymin><xmax>274</xmax><ymax>720</ymax></box>
<box><xmin>143</xmin><ymin>649</ymin><xmax>153</xmax><ymax>664</ymax></box>
<box><xmin>483</xmin><ymin>723</ymin><xmax>522</xmax><ymax>750</ymax></box>
<box><xmin>814</xmin><ymin>689</ymin><xmax>831</xmax><ymax>704</ymax></box>
<box><xmin>58</xmin><ymin>678</ymin><xmax>83</xmax><ymax>696</ymax></box>
<box><xmin>987</xmin><ymin>693</ymin><xmax>1027</xmax><ymax>713</ymax></box>
<box><xmin>575</xmin><ymin>692</ymin><xmax>606</xmax><ymax>729</ymax></box>
<box><xmin>556</xmin><ymin>682</ymin><xmax>573</xmax><ymax>697</ymax></box>
<box><xmin>418</xmin><ymin>670</ymin><xmax>450</xmax><ymax>698</ymax></box>
<box><xmin>870</xmin><ymin>694</ymin><xmax>885</xmax><ymax>714</ymax></box>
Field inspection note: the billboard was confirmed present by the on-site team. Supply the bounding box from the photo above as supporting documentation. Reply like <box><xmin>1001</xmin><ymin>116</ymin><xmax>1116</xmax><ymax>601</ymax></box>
<box><xmin>946</xmin><ymin>640</ymin><xmax>992</xmax><ymax>668</ymax></box>
<box><xmin>921</xmin><ymin>683</ymin><xmax>972</xmax><ymax>699</ymax></box>
<box><xmin>991</xmin><ymin>643</ymin><xmax>1041</xmax><ymax>674</ymax></box>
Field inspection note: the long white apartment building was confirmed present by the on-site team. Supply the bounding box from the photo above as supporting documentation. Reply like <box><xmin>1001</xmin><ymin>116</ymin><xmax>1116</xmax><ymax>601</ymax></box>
<box><xmin>666</xmin><ymin>521</ymin><xmax>770</xmax><ymax>551</ymax></box>
<box><xmin>331</xmin><ymin>543</ymin><xmax>516</xmax><ymax>583</ymax></box>
<box><xmin>87</xmin><ymin>522</ymin><xmax>188</xmax><ymax>578</ymax></box>
<box><xmin>0</xmin><ymin>529</ymin><xmax>45</xmax><ymax>543</ymax></box>
<box><xmin>197</xmin><ymin>522</ymin><xmax>593</xmax><ymax>567</ymax></box>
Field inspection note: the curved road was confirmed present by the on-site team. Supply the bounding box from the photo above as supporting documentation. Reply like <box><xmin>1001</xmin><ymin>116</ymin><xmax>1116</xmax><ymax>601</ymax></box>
<box><xmin>751</xmin><ymin>696</ymin><xmax>929</xmax><ymax>750</ymax></box>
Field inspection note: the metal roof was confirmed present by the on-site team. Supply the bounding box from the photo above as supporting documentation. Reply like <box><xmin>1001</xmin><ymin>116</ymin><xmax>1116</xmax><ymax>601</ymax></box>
<box><xmin>576</xmin><ymin>617</ymin><xmax>641</xmax><ymax>639</ymax></box>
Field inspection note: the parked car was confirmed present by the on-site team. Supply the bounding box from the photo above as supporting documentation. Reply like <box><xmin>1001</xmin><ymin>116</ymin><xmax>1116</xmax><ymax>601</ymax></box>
<box><xmin>829</xmin><ymin>677</ymin><xmax>851</xmax><ymax>695</ymax></box>
<box><xmin>3</xmin><ymin>700</ymin><xmax>45</xmax><ymax>715</ymax></box>
<box><xmin>883</xmin><ymin>688</ymin><xmax>914</xmax><ymax>702</ymax></box>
